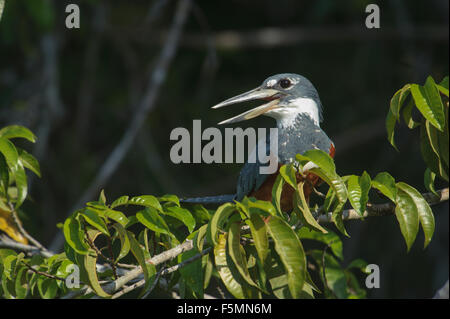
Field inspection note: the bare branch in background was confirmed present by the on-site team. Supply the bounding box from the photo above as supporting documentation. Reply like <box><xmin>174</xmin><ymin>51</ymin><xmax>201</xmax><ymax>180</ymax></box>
<box><xmin>49</xmin><ymin>0</ymin><xmax>193</xmax><ymax>252</ymax></box>
<box><xmin>111</xmin><ymin>26</ymin><xmax>449</xmax><ymax>49</ymax></box>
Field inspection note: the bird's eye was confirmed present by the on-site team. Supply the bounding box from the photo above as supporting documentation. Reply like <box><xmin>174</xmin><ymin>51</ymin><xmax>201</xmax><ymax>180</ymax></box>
<box><xmin>279</xmin><ymin>79</ymin><xmax>291</xmax><ymax>89</ymax></box>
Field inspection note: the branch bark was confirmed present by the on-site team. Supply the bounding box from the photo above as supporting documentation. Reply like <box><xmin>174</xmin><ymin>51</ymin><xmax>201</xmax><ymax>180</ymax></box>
<box><xmin>318</xmin><ymin>188</ymin><xmax>448</xmax><ymax>223</ymax></box>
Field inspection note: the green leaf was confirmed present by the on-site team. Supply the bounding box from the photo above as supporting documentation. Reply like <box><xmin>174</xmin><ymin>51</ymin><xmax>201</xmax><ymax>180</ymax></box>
<box><xmin>0</xmin><ymin>137</ymin><xmax>19</xmax><ymax>171</ymax></box>
<box><xmin>410</xmin><ymin>78</ymin><xmax>445</xmax><ymax>131</ymax></box>
<box><xmin>0</xmin><ymin>125</ymin><xmax>36</xmax><ymax>143</ymax></box>
<box><xmin>296</xmin><ymin>149</ymin><xmax>336</xmax><ymax>176</ymax></box>
<box><xmin>424</xmin><ymin>168</ymin><xmax>438</xmax><ymax>197</ymax></box>
<box><xmin>265</xmin><ymin>215</ymin><xmax>306</xmax><ymax>298</ymax></box>
<box><xmin>164</xmin><ymin>206</ymin><xmax>196</xmax><ymax>233</ymax></box>
<box><xmin>425</xmin><ymin>119</ymin><xmax>449</xmax><ymax>176</ymax></box>
<box><xmin>63</xmin><ymin>212</ymin><xmax>89</xmax><ymax>255</ymax></box>
<box><xmin>81</xmin><ymin>208</ymin><xmax>110</xmax><ymax>236</ymax></box>
<box><xmin>394</xmin><ymin>186</ymin><xmax>420</xmax><ymax>251</ymax></box>
<box><xmin>310</xmin><ymin>250</ymin><xmax>348</xmax><ymax>299</ymax></box>
<box><xmin>390</xmin><ymin>84</ymin><xmax>411</xmax><ymax>119</ymax></box>
<box><xmin>179</xmin><ymin>249</ymin><xmax>204</xmax><ymax>298</ymax></box>
<box><xmin>14</xmin><ymin>266</ymin><xmax>28</xmax><ymax>299</ymax></box>
<box><xmin>110</xmin><ymin>195</ymin><xmax>129</xmax><ymax>208</ymax></box>
<box><xmin>209</xmin><ymin>203</ymin><xmax>236</xmax><ymax>246</ymax></box>
<box><xmin>37</xmin><ymin>278</ymin><xmax>58</xmax><ymax>299</ymax></box>
<box><xmin>113</xmin><ymin>224</ymin><xmax>130</xmax><ymax>261</ymax></box>
<box><xmin>228</xmin><ymin>222</ymin><xmax>258</xmax><ymax>289</ymax></box>
<box><xmin>371</xmin><ymin>172</ymin><xmax>397</xmax><ymax>202</ymax></box>
<box><xmin>396</xmin><ymin>182</ymin><xmax>435</xmax><ymax>248</ymax></box>
<box><xmin>245</xmin><ymin>212</ymin><xmax>269</xmax><ymax>266</ymax></box>
<box><xmin>420</xmin><ymin>121</ymin><xmax>448</xmax><ymax>181</ymax></box>
<box><xmin>18</xmin><ymin>149</ymin><xmax>41</xmax><ymax>177</ymax></box>
<box><xmin>103</xmin><ymin>208</ymin><xmax>129</xmax><ymax>226</ymax></box>
<box><xmin>13</xmin><ymin>161</ymin><xmax>28</xmax><ymax>209</ymax></box>
<box><xmin>271</xmin><ymin>174</ymin><xmax>284</xmax><ymax>215</ymax></box>
<box><xmin>84</xmin><ymin>252</ymin><xmax>111</xmax><ymax>297</ymax></box>
<box><xmin>129</xmin><ymin>195</ymin><xmax>163</xmax><ymax>212</ymax></box>
<box><xmin>136</xmin><ymin>207</ymin><xmax>171</xmax><ymax>235</ymax></box>
<box><xmin>386</xmin><ymin>108</ymin><xmax>399</xmax><ymax>151</ymax></box>
<box><xmin>214</xmin><ymin>233</ymin><xmax>246</xmax><ymax>299</ymax></box>
<box><xmin>194</xmin><ymin>224</ymin><xmax>208</xmax><ymax>252</ymax></box>
<box><xmin>293</xmin><ymin>182</ymin><xmax>328</xmax><ymax>233</ymax></box>
<box><xmin>279</xmin><ymin>164</ymin><xmax>297</xmax><ymax>189</ymax></box>
<box><xmin>298</xmin><ymin>227</ymin><xmax>344</xmax><ymax>261</ymax></box>
<box><xmin>127</xmin><ymin>230</ymin><xmax>155</xmax><ymax>290</ymax></box>
<box><xmin>437</xmin><ymin>76</ymin><xmax>449</xmax><ymax>97</ymax></box>
<box><xmin>402</xmin><ymin>100</ymin><xmax>421</xmax><ymax>129</ymax></box>
<box><xmin>158</xmin><ymin>194</ymin><xmax>180</xmax><ymax>206</ymax></box>
<box><xmin>347</xmin><ymin>172</ymin><xmax>371</xmax><ymax>216</ymax></box>
<box><xmin>347</xmin><ymin>258</ymin><xmax>370</xmax><ymax>274</ymax></box>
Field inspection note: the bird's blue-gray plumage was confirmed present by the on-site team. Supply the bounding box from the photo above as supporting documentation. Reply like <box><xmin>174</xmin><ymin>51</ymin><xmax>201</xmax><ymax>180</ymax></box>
<box><xmin>235</xmin><ymin>113</ymin><xmax>333</xmax><ymax>200</ymax></box>
<box><xmin>180</xmin><ymin>73</ymin><xmax>333</xmax><ymax>205</ymax></box>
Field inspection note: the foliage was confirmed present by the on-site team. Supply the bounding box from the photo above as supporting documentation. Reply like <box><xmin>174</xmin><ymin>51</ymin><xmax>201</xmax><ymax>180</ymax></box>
<box><xmin>0</xmin><ymin>76</ymin><xmax>448</xmax><ymax>299</ymax></box>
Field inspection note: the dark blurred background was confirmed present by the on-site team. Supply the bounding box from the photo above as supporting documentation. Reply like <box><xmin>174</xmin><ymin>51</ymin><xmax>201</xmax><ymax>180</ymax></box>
<box><xmin>0</xmin><ymin>0</ymin><xmax>448</xmax><ymax>298</ymax></box>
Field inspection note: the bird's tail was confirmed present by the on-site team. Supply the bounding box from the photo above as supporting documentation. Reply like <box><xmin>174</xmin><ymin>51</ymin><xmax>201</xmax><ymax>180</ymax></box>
<box><xmin>180</xmin><ymin>194</ymin><xmax>235</xmax><ymax>205</ymax></box>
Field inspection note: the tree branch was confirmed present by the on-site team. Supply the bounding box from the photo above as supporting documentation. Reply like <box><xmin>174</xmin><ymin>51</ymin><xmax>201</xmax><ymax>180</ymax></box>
<box><xmin>318</xmin><ymin>188</ymin><xmax>449</xmax><ymax>223</ymax></box>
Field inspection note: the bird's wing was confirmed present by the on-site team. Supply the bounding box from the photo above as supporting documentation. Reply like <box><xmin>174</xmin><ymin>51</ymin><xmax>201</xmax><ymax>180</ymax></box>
<box><xmin>236</xmin><ymin>137</ymin><xmax>273</xmax><ymax>201</ymax></box>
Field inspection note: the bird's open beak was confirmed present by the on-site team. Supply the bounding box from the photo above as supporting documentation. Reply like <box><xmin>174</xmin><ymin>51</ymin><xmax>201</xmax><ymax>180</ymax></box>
<box><xmin>212</xmin><ymin>87</ymin><xmax>281</xmax><ymax>125</ymax></box>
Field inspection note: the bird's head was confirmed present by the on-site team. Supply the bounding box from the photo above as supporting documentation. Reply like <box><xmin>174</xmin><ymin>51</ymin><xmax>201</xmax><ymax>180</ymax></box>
<box><xmin>213</xmin><ymin>73</ymin><xmax>323</xmax><ymax>127</ymax></box>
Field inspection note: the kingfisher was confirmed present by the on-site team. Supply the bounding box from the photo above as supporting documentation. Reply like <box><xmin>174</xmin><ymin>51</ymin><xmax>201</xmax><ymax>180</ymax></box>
<box><xmin>182</xmin><ymin>73</ymin><xmax>335</xmax><ymax>212</ymax></box>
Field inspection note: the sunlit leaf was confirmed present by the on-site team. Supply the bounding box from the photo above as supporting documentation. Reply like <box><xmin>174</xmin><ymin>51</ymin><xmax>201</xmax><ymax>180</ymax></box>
<box><xmin>410</xmin><ymin>77</ymin><xmax>445</xmax><ymax>131</ymax></box>
<box><xmin>265</xmin><ymin>215</ymin><xmax>306</xmax><ymax>298</ymax></box>
<box><xmin>394</xmin><ymin>186</ymin><xmax>420</xmax><ymax>251</ymax></box>
<box><xmin>0</xmin><ymin>125</ymin><xmax>36</xmax><ymax>143</ymax></box>
<box><xmin>396</xmin><ymin>182</ymin><xmax>435</xmax><ymax>248</ymax></box>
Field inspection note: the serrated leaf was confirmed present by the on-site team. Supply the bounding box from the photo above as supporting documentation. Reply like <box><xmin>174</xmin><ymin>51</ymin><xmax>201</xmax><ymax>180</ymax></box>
<box><xmin>410</xmin><ymin>78</ymin><xmax>445</xmax><ymax>131</ymax></box>
<box><xmin>0</xmin><ymin>125</ymin><xmax>36</xmax><ymax>143</ymax></box>
<box><xmin>265</xmin><ymin>215</ymin><xmax>306</xmax><ymax>298</ymax></box>
<box><xmin>396</xmin><ymin>182</ymin><xmax>435</xmax><ymax>248</ymax></box>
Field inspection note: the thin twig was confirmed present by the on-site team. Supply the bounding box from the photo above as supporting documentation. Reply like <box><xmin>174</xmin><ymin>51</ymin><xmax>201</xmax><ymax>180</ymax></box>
<box><xmin>8</xmin><ymin>203</ymin><xmax>49</xmax><ymax>254</ymax></box>
<box><xmin>21</xmin><ymin>260</ymin><xmax>65</xmax><ymax>281</ymax></box>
